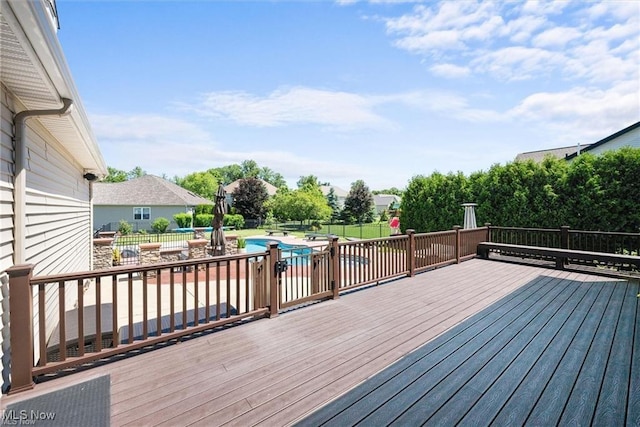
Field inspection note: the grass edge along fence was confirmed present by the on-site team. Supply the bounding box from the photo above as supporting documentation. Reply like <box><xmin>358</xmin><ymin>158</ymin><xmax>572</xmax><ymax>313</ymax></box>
<box><xmin>266</xmin><ymin>222</ymin><xmax>394</xmax><ymax>240</ymax></box>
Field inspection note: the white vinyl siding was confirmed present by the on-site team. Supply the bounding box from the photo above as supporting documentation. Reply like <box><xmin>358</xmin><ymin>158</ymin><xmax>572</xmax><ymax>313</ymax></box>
<box><xmin>1</xmin><ymin>88</ymin><xmax>92</xmax><ymax>386</ymax></box>
<box><xmin>1</xmin><ymin>86</ymin><xmax>15</xmax><ymax>275</ymax></box>
<box><xmin>22</xmin><ymin>117</ymin><xmax>90</xmax><ymax>364</ymax></box>
<box><xmin>586</xmin><ymin>126</ymin><xmax>640</xmax><ymax>156</ymax></box>
<box><xmin>0</xmin><ymin>83</ymin><xmax>14</xmax><ymax>393</ymax></box>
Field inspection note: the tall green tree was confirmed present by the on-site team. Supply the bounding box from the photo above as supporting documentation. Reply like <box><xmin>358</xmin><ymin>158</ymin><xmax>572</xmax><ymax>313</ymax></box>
<box><xmin>208</xmin><ymin>161</ymin><xmax>287</xmax><ymax>188</ymax></box>
<box><xmin>372</xmin><ymin>187</ymin><xmax>403</xmax><ymax>196</ymax></box>
<box><xmin>210</xmin><ymin>164</ymin><xmax>243</xmax><ymax>185</ymax></box>
<box><xmin>127</xmin><ymin>166</ymin><xmax>146</xmax><ymax>180</ymax></box>
<box><xmin>259</xmin><ymin>166</ymin><xmax>287</xmax><ymax>188</ymax></box>
<box><xmin>240</xmin><ymin>160</ymin><xmax>260</xmax><ymax>178</ymax></box>
<box><xmin>269</xmin><ymin>187</ymin><xmax>331</xmax><ymax>225</ymax></box>
<box><xmin>175</xmin><ymin>171</ymin><xmax>218</xmax><ymax>200</ymax></box>
<box><xmin>103</xmin><ymin>166</ymin><xmax>146</xmax><ymax>182</ymax></box>
<box><xmin>326</xmin><ymin>187</ymin><xmax>341</xmax><ymax>222</ymax></box>
<box><xmin>342</xmin><ymin>180</ymin><xmax>374</xmax><ymax>224</ymax></box>
<box><xmin>232</xmin><ymin>178</ymin><xmax>269</xmax><ymax>221</ymax></box>
<box><xmin>297</xmin><ymin>175</ymin><xmax>321</xmax><ymax>190</ymax></box>
<box><xmin>104</xmin><ymin>166</ymin><xmax>128</xmax><ymax>183</ymax></box>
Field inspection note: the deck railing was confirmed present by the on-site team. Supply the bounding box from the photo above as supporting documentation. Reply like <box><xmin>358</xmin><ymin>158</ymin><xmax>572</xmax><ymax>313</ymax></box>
<box><xmin>4</xmin><ymin>225</ymin><xmax>490</xmax><ymax>393</ymax></box>
<box><xmin>488</xmin><ymin>226</ymin><xmax>640</xmax><ymax>256</ymax></box>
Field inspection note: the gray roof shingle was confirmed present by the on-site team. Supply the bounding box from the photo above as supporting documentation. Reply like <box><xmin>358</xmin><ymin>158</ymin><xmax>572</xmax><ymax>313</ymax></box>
<box><xmin>515</xmin><ymin>145</ymin><xmax>591</xmax><ymax>163</ymax></box>
<box><xmin>93</xmin><ymin>175</ymin><xmax>213</xmax><ymax>206</ymax></box>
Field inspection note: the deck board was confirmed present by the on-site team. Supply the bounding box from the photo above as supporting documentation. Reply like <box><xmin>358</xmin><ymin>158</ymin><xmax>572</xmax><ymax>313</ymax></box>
<box><xmin>2</xmin><ymin>259</ymin><xmax>637</xmax><ymax>427</ymax></box>
<box><xmin>296</xmin><ymin>267</ymin><xmax>638</xmax><ymax>427</ymax></box>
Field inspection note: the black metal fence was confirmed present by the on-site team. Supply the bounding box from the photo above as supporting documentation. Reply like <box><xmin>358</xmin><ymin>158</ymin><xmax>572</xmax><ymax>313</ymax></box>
<box><xmin>263</xmin><ymin>221</ymin><xmax>393</xmax><ymax>239</ymax></box>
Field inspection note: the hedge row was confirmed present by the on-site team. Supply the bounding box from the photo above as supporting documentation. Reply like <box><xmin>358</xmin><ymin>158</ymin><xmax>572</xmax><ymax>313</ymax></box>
<box><xmin>402</xmin><ymin>147</ymin><xmax>640</xmax><ymax>233</ymax></box>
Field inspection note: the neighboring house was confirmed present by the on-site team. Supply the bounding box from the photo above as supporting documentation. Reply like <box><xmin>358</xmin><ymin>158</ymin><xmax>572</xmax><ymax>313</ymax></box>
<box><xmin>224</xmin><ymin>178</ymin><xmax>278</xmax><ymax>212</ymax></box>
<box><xmin>0</xmin><ymin>0</ymin><xmax>107</xmax><ymax>392</ymax></box>
<box><xmin>515</xmin><ymin>121</ymin><xmax>640</xmax><ymax>163</ymax></box>
<box><xmin>93</xmin><ymin>175</ymin><xmax>213</xmax><ymax>231</ymax></box>
<box><xmin>320</xmin><ymin>185</ymin><xmax>348</xmax><ymax>208</ymax></box>
<box><xmin>373</xmin><ymin>194</ymin><xmax>402</xmax><ymax>215</ymax></box>
<box><xmin>564</xmin><ymin>121</ymin><xmax>640</xmax><ymax>161</ymax></box>
<box><xmin>515</xmin><ymin>145</ymin><xmax>592</xmax><ymax>162</ymax></box>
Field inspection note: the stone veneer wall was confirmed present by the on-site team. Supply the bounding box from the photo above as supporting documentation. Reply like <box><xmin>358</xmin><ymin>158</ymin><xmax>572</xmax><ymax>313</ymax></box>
<box><xmin>93</xmin><ymin>237</ymin><xmax>242</xmax><ymax>272</ymax></box>
<box><xmin>139</xmin><ymin>243</ymin><xmax>162</xmax><ymax>277</ymax></box>
<box><xmin>160</xmin><ymin>249</ymin><xmax>183</xmax><ymax>263</ymax></box>
<box><xmin>93</xmin><ymin>238</ymin><xmax>114</xmax><ymax>270</ymax></box>
<box><xmin>187</xmin><ymin>240</ymin><xmax>208</xmax><ymax>269</ymax></box>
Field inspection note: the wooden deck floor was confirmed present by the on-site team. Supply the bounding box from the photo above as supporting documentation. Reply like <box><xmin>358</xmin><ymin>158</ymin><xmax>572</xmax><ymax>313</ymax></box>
<box><xmin>2</xmin><ymin>259</ymin><xmax>638</xmax><ymax>426</ymax></box>
<box><xmin>297</xmin><ymin>262</ymin><xmax>639</xmax><ymax>426</ymax></box>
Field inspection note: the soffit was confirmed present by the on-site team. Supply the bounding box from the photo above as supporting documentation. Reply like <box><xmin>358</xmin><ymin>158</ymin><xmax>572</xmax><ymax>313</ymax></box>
<box><xmin>0</xmin><ymin>4</ymin><xmax>106</xmax><ymax>174</ymax></box>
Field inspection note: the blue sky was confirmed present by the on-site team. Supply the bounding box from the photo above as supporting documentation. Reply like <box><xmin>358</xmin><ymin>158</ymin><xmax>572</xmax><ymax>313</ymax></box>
<box><xmin>56</xmin><ymin>0</ymin><xmax>639</xmax><ymax>191</ymax></box>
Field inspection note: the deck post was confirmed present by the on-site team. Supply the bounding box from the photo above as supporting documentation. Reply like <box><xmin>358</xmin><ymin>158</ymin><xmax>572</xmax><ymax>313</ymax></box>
<box><xmin>406</xmin><ymin>229</ymin><xmax>416</xmax><ymax>277</ymax></box>
<box><xmin>330</xmin><ymin>237</ymin><xmax>340</xmax><ymax>299</ymax></box>
<box><xmin>453</xmin><ymin>226</ymin><xmax>462</xmax><ymax>264</ymax></box>
<box><xmin>6</xmin><ymin>264</ymin><xmax>36</xmax><ymax>394</ymax></box>
<box><xmin>560</xmin><ymin>226</ymin><xmax>570</xmax><ymax>249</ymax></box>
<box><xmin>267</xmin><ymin>243</ymin><xmax>280</xmax><ymax>318</ymax></box>
<box><xmin>484</xmin><ymin>223</ymin><xmax>492</xmax><ymax>242</ymax></box>
<box><xmin>558</xmin><ymin>226</ymin><xmax>570</xmax><ymax>268</ymax></box>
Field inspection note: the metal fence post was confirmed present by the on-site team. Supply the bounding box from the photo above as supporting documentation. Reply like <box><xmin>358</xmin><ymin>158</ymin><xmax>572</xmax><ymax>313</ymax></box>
<box><xmin>6</xmin><ymin>264</ymin><xmax>35</xmax><ymax>394</ymax></box>
<box><xmin>407</xmin><ymin>229</ymin><xmax>416</xmax><ymax>277</ymax></box>
<box><xmin>267</xmin><ymin>243</ymin><xmax>280</xmax><ymax>318</ymax></box>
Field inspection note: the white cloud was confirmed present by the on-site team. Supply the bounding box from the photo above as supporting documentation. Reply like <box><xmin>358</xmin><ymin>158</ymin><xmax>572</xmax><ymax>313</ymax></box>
<box><xmin>471</xmin><ymin>46</ymin><xmax>564</xmax><ymax>81</ymax></box>
<box><xmin>393</xmin><ymin>30</ymin><xmax>464</xmax><ymax>54</ymax></box>
<box><xmin>507</xmin><ymin>80</ymin><xmax>640</xmax><ymax>138</ymax></box>
<box><xmin>391</xmin><ymin>90</ymin><xmax>503</xmax><ymax>122</ymax></box>
<box><xmin>180</xmin><ymin>87</ymin><xmax>393</xmax><ymax>130</ymax></box>
<box><xmin>503</xmin><ymin>15</ymin><xmax>547</xmax><ymax>44</ymax></box>
<box><xmin>90</xmin><ymin>114</ymin><xmax>211</xmax><ymax>143</ymax></box>
<box><xmin>532</xmin><ymin>26</ymin><xmax>582</xmax><ymax>48</ymax></box>
<box><xmin>89</xmin><ymin>111</ymin><xmax>372</xmax><ymax>185</ymax></box>
<box><xmin>520</xmin><ymin>0</ymin><xmax>571</xmax><ymax>16</ymax></box>
<box><xmin>429</xmin><ymin>63</ymin><xmax>470</xmax><ymax>78</ymax></box>
<box><xmin>382</xmin><ymin>0</ymin><xmax>639</xmax><ymax>85</ymax></box>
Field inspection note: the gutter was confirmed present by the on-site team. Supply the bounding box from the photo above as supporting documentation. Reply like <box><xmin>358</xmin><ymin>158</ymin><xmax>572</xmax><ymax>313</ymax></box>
<box><xmin>13</xmin><ymin>98</ymin><xmax>74</xmax><ymax>265</ymax></box>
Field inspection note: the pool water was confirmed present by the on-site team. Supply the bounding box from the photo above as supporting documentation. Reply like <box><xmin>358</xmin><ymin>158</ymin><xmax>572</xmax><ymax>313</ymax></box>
<box><xmin>245</xmin><ymin>238</ymin><xmax>313</xmax><ymax>256</ymax></box>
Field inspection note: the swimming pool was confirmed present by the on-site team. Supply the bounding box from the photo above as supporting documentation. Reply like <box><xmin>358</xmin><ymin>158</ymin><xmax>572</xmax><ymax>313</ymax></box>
<box><xmin>245</xmin><ymin>238</ymin><xmax>313</xmax><ymax>256</ymax></box>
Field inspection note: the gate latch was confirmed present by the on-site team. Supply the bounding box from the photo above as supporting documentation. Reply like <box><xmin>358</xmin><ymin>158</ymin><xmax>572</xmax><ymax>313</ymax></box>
<box><xmin>275</xmin><ymin>260</ymin><xmax>288</xmax><ymax>273</ymax></box>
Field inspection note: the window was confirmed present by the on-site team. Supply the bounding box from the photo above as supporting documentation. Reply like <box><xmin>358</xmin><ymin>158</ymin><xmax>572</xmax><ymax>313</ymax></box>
<box><xmin>133</xmin><ymin>207</ymin><xmax>150</xmax><ymax>220</ymax></box>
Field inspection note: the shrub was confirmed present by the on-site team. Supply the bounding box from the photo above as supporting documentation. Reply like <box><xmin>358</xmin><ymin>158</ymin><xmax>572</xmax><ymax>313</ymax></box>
<box><xmin>236</xmin><ymin>237</ymin><xmax>247</xmax><ymax>249</ymax></box>
<box><xmin>118</xmin><ymin>220</ymin><xmax>133</xmax><ymax>235</ymax></box>
<box><xmin>151</xmin><ymin>217</ymin><xmax>170</xmax><ymax>233</ymax></box>
<box><xmin>224</xmin><ymin>214</ymin><xmax>245</xmax><ymax>229</ymax></box>
<box><xmin>112</xmin><ymin>248</ymin><xmax>121</xmax><ymax>265</ymax></box>
<box><xmin>194</xmin><ymin>213</ymin><xmax>213</xmax><ymax>227</ymax></box>
<box><xmin>195</xmin><ymin>204</ymin><xmax>213</xmax><ymax>215</ymax></box>
<box><xmin>174</xmin><ymin>212</ymin><xmax>192</xmax><ymax>228</ymax></box>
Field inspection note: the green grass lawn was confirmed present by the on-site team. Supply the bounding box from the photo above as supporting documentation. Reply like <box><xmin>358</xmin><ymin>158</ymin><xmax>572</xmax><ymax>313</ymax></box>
<box><xmin>316</xmin><ymin>223</ymin><xmax>390</xmax><ymax>239</ymax></box>
<box><xmin>114</xmin><ymin>223</ymin><xmax>391</xmax><ymax>247</ymax></box>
